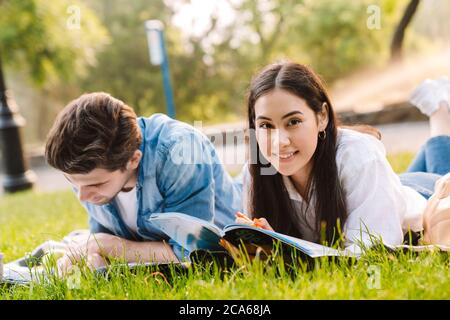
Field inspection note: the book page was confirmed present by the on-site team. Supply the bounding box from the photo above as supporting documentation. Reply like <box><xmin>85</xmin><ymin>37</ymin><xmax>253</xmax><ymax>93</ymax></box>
<box><xmin>2</xmin><ymin>264</ymin><xmax>44</xmax><ymax>284</ymax></box>
<box><xmin>224</xmin><ymin>224</ymin><xmax>344</xmax><ymax>258</ymax></box>
<box><xmin>149</xmin><ymin>212</ymin><xmax>224</xmax><ymax>252</ymax></box>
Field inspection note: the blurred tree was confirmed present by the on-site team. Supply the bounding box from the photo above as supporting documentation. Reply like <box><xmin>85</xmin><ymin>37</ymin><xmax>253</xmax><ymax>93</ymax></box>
<box><xmin>0</xmin><ymin>0</ymin><xmax>109</xmax><ymax>142</ymax></box>
<box><xmin>288</xmin><ymin>0</ymin><xmax>400</xmax><ymax>81</ymax></box>
<box><xmin>198</xmin><ymin>0</ymin><xmax>407</xmax><ymax>108</ymax></box>
<box><xmin>80</xmin><ymin>0</ymin><xmax>244</xmax><ymax>123</ymax></box>
<box><xmin>0</xmin><ymin>0</ymin><xmax>107</xmax><ymax>191</ymax></box>
<box><xmin>77</xmin><ymin>0</ymin><xmax>416</xmax><ymax>125</ymax></box>
<box><xmin>79</xmin><ymin>0</ymin><xmax>170</xmax><ymax>116</ymax></box>
<box><xmin>391</xmin><ymin>0</ymin><xmax>421</xmax><ymax>62</ymax></box>
<box><xmin>0</xmin><ymin>0</ymin><xmax>109</xmax><ymax>84</ymax></box>
<box><xmin>5</xmin><ymin>0</ymin><xmax>431</xmax><ymax>149</ymax></box>
<box><xmin>233</xmin><ymin>0</ymin><xmax>299</xmax><ymax>64</ymax></box>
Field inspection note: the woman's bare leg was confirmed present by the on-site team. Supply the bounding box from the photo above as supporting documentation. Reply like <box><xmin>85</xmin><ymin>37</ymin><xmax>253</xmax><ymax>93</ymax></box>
<box><xmin>429</xmin><ymin>102</ymin><xmax>450</xmax><ymax>138</ymax></box>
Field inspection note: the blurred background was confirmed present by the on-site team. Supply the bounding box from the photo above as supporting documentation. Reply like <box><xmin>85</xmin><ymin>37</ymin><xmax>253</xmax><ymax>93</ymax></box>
<box><xmin>1</xmin><ymin>0</ymin><xmax>450</xmax><ymax>194</ymax></box>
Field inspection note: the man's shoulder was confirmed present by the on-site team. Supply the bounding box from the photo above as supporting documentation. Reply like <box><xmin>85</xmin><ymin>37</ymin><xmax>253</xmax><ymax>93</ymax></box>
<box><xmin>138</xmin><ymin>114</ymin><xmax>209</xmax><ymax>151</ymax></box>
<box><xmin>138</xmin><ymin>113</ymin><xmax>182</xmax><ymax>136</ymax></box>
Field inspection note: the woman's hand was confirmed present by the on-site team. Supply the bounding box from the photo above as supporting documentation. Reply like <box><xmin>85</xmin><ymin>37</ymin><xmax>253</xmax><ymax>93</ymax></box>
<box><xmin>235</xmin><ymin>211</ymin><xmax>274</xmax><ymax>231</ymax></box>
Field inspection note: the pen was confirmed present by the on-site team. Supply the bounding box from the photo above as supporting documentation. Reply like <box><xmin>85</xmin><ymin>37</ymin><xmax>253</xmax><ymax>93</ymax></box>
<box><xmin>236</xmin><ymin>211</ymin><xmax>263</xmax><ymax>228</ymax></box>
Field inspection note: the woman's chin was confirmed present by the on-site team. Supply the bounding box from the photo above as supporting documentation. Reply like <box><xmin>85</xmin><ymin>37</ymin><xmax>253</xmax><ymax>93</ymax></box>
<box><xmin>273</xmin><ymin>164</ymin><xmax>300</xmax><ymax>177</ymax></box>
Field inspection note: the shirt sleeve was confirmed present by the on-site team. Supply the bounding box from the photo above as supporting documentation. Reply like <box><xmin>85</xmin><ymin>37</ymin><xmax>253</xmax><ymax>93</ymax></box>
<box><xmin>340</xmin><ymin>158</ymin><xmax>405</xmax><ymax>253</ymax></box>
<box><xmin>88</xmin><ymin>214</ymin><xmax>114</xmax><ymax>235</ymax></box>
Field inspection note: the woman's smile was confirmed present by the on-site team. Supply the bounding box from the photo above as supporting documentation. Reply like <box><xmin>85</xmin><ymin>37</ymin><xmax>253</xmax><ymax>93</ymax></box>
<box><xmin>273</xmin><ymin>150</ymin><xmax>299</xmax><ymax>163</ymax></box>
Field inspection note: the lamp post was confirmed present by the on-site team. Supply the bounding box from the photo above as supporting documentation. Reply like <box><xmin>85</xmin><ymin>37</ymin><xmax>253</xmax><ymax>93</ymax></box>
<box><xmin>0</xmin><ymin>52</ymin><xmax>36</xmax><ymax>193</ymax></box>
<box><xmin>145</xmin><ymin>20</ymin><xmax>176</xmax><ymax>119</ymax></box>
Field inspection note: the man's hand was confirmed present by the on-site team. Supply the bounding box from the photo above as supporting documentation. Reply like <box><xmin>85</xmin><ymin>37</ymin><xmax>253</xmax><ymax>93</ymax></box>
<box><xmin>56</xmin><ymin>233</ymin><xmax>179</xmax><ymax>276</ymax></box>
<box><xmin>57</xmin><ymin>233</ymin><xmax>118</xmax><ymax>275</ymax></box>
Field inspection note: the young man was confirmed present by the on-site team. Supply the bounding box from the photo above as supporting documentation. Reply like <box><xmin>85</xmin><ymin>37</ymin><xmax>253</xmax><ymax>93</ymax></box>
<box><xmin>45</xmin><ymin>92</ymin><xmax>243</xmax><ymax>272</ymax></box>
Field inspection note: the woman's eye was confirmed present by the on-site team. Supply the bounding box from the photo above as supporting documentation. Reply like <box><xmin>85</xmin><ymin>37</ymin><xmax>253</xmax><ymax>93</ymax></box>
<box><xmin>288</xmin><ymin>119</ymin><xmax>302</xmax><ymax>126</ymax></box>
<box><xmin>258</xmin><ymin>122</ymin><xmax>273</xmax><ymax>129</ymax></box>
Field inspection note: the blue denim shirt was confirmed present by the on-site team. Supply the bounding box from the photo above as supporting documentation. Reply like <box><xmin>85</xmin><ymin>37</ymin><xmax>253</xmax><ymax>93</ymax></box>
<box><xmin>80</xmin><ymin>113</ymin><xmax>243</xmax><ymax>261</ymax></box>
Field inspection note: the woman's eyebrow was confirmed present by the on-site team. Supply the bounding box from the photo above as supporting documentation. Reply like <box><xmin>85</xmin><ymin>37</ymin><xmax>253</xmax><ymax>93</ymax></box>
<box><xmin>256</xmin><ymin>111</ymin><xmax>304</xmax><ymax>121</ymax></box>
<box><xmin>282</xmin><ymin>111</ymin><xmax>303</xmax><ymax>119</ymax></box>
<box><xmin>256</xmin><ymin>115</ymin><xmax>272</xmax><ymax>121</ymax></box>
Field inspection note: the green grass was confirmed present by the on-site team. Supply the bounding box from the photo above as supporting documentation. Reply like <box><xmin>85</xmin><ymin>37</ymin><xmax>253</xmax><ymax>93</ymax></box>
<box><xmin>0</xmin><ymin>152</ymin><xmax>449</xmax><ymax>299</ymax></box>
<box><xmin>386</xmin><ymin>152</ymin><xmax>416</xmax><ymax>174</ymax></box>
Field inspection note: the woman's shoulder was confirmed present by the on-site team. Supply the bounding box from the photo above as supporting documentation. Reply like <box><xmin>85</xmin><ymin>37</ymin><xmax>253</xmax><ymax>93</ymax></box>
<box><xmin>336</xmin><ymin>127</ymin><xmax>387</xmax><ymax>169</ymax></box>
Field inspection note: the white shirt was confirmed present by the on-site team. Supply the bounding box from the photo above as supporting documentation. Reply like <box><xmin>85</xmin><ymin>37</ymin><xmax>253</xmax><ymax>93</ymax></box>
<box><xmin>243</xmin><ymin>128</ymin><xmax>428</xmax><ymax>253</ymax></box>
<box><xmin>115</xmin><ymin>187</ymin><xmax>138</xmax><ymax>233</ymax></box>
<box><xmin>297</xmin><ymin>128</ymin><xmax>427</xmax><ymax>252</ymax></box>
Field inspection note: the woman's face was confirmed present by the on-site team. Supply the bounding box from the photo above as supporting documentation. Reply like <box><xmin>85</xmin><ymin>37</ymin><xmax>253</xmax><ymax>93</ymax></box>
<box><xmin>254</xmin><ymin>88</ymin><xmax>328</xmax><ymax>179</ymax></box>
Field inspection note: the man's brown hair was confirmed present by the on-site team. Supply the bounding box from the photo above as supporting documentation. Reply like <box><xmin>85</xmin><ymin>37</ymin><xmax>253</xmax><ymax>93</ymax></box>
<box><xmin>45</xmin><ymin>92</ymin><xmax>142</xmax><ymax>174</ymax></box>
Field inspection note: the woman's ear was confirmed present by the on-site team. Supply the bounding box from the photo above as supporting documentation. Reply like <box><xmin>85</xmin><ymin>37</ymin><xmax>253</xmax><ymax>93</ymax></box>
<box><xmin>318</xmin><ymin>102</ymin><xmax>329</xmax><ymax>131</ymax></box>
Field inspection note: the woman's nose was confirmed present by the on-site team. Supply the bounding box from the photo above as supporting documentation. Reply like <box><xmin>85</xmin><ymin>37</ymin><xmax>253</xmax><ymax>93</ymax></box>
<box><xmin>272</xmin><ymin>129</ymin><xmax>290</xmax><ymax>150</ymax></box>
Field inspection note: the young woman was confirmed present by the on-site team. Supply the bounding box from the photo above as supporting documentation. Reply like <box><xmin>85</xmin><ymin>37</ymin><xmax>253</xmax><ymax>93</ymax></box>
<box><xmin>237</xmin><ymin>62</ymin><xmax>450</xmax><ymax>253</ymax></box>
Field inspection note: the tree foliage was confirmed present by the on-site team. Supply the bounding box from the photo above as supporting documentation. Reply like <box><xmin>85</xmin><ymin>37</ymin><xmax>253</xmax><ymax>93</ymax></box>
<box><xmin>1</xmin><ymin>0</ymin><xmax>427</xmax><ymax>144</ymax></box>
<box><xmin>0</xmin><ymin>0</ymin><xmax>109</xmax><ymax>85</ymax></box>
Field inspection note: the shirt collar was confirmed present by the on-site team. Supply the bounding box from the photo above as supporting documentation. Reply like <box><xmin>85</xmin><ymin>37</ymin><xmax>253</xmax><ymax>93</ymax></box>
<box><xmin>282</xmin><ymin>175</ymin><xmax>304</xmax><ymax>202</ymax></box>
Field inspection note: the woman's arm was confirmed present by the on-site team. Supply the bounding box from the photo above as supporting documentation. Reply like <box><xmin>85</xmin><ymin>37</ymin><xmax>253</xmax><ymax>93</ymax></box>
<box><xmin>340</xmin><ymin>158</ymin><xmax>405</xmax><ymax>252</ymax></box>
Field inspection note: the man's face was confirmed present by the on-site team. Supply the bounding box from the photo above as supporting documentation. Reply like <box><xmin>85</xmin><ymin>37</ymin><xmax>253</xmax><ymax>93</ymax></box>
<box><xmin>64</xmin><ymin>167</ymin><xmax>135</xmax><ymax>205</ymax></box>
<box><xmin>64</xmin><ymin>150</ymin><xmax>142</xmax><ymax>205</ymax></box>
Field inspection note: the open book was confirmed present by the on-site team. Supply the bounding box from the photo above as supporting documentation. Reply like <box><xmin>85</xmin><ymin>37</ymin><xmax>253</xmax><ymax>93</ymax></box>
<box><xmin>149</xmin><ymin>212</ymin><xmax>350</xmax><ymax>265</ymax></box>
<box><xmin>149</xmin><ymin>212</ymin><xmax>450</xmax><ymax>263</ymax></box>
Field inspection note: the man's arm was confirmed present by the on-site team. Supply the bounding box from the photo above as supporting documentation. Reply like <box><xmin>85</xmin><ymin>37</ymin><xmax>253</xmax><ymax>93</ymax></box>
<box><xmin>99</xmin><ymin>234</ymin><xmax>179</xmax><ymax>263</ymax></box>
<box><xmin>57</xmin><ymin>233</ymin><xmax>179</xmax><ymax>274</ymax></box>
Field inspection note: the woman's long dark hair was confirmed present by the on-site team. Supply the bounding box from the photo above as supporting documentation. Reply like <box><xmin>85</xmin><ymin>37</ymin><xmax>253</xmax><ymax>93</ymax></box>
<box><xmin>247</xmin><ymin>62</ymin><xmax>347</xmax><ymax>245</ymax></box>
